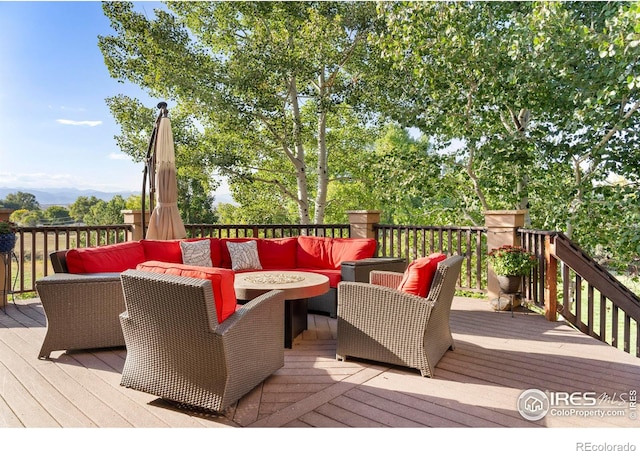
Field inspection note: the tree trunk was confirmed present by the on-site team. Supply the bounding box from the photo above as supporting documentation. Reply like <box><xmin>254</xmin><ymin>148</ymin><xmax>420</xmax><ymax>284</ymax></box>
<box><xmin>289</xmin><ymin>75</ymin><xmax>311</xmax><ymax>225</ymax></box>
<box><xmin>314</xmin><ymin>72</ymin><xmax>329</xmax><ymax>224</ymax></box>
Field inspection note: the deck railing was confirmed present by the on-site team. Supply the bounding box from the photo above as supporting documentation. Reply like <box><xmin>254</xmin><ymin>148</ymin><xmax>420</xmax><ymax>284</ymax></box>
<box><xmin>373</xmin><ymin>224</ymin><xmax>487</xmax><ymax>292</ymax></box>
<box><xmin>184</xmin><ymin>223</ymin><xmax>351</xmax><ymax>239</ymax></box>
<box><xmin>5</xmin><ymin>225</ymin><xmax>132</xmax><ymax>294</ymax></box>
<box><xmin>3</xmin><ymin>221</ymin><xmax>639</xmax><ymax>357</ymax></box>
<box><xmin>520</xmin><ymin>229</ymin><xmax>640</xmax><ymax>357</ymax></box>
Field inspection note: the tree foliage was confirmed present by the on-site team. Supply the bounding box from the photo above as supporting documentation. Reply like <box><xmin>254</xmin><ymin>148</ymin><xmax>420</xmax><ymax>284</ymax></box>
<box><xmin>42</xmin><ymin>206</ymin><xmax>72</xmax><ymax>225</ymax></box>
<box><xmin>69</xmin><ymin>196</ymin><xmax>101</xmax><ymax>223</ymax></box>
<box><xmin>373</xmin><ymin>1</ymin><xmax>640</xmax><ymax>268</ymax></box>
<box><xmin>97</xmin><ymin>1</ymin><xmax>640</xmax><ymax>269</ymax></box>
<box><xmin>99</xmin><ymin>1</ymin><xmax>381</xmax><ymax>224</ymax></box>
<box><xmin>83</xmin><ymin>195</ymin><xmax>127</xmax><ymax>226</ymax></box>
<box><xmin>1</xmin><ymin>191</ymin><xmax>40</xmax><ymax>211</ymax></box>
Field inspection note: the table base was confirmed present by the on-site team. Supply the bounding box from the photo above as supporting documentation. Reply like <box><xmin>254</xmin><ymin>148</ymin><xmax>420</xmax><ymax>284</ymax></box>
<box><xmin>284</xmin><ymin>298</ymin><xmax>308</xmax><ymax>348</ymax></box>
<box><xmin>237</xmin><ymin>297</ymin><xmax>308</xmax><ymax>349</ymax></box>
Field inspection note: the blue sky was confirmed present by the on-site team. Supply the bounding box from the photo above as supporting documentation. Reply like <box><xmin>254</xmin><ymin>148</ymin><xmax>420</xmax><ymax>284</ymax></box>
<box><xmin>0</xmin><ymin>1</ymin><xmax>163</xmax><ymax>193</ymax></box>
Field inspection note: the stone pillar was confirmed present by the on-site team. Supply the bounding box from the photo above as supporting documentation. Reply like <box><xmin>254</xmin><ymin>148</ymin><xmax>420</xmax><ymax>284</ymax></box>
<box><xmin>0</xmin><ymin>208</ymin><xmax>14</xmax><ymax>308</ymax></box>
<box><xmin>484</xmin><ymin>210</ymin><xmax>527</xmax><ymax>303</ymax></box>
<box><xmin>122</xmin><ymin>209</ymin><xmax>150</xmax><ymax>242</ymax></box>
<box><xmin>347</xmin><ymin>210</ymin><xmax>381</xmax><ymax>240</ymax></box>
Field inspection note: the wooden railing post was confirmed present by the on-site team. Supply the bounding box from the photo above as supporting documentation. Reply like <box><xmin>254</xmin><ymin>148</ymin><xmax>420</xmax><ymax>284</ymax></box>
<box><xmin>347</xmin><ymin>210</ymin><xmax>381</xmax><ymax>240</ymax></box>
<box><xmin>122</xmin><ymin>210</ymin><xmax>150</xmax><ymax>242</ymax></box>
<box><xmin>545</xmin><ymin>235</ymin><xmax>558</xmax><ymax>321</ymax></box>
<box><xmin>484</xmin><ymin>210</ymin><xmax>527</xmax><ymax>304</ymax></box>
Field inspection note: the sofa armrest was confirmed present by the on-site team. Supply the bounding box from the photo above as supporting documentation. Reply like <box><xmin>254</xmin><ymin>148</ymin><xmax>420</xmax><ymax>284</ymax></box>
<box><xmin>340</xmin><ymin>257</ymin><xmax>406</xmax><ymax>283</ymax></box>
<box><xmin>49</xmin><ymin>250</ymin><xmax>69</xmax><ymax>273</ymax></box>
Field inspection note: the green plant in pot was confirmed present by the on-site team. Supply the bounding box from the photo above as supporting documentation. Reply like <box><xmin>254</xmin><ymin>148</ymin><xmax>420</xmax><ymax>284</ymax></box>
<box><xmin>488</xmin><ymin>245</ymin><xmax>538</xmax><ymax>293</ymax></box>
<box><xmin>0</xmin><ymin>220</ymin><xmax>17</xmax><ymax>253</ymax></box>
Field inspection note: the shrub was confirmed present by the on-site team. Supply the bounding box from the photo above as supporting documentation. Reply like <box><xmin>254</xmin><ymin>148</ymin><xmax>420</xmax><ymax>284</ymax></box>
<box><xmin>488</xmin><ymin>245</ymin><xmax>537</xmax><ymax>276</ymax></box>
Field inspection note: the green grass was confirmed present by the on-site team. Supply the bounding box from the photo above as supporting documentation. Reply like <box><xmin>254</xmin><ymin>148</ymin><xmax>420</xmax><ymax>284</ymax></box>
<box><xmin>563</xmin><ymin>273</ymin><xmax>639</xmax><ymax>355</ymax></box>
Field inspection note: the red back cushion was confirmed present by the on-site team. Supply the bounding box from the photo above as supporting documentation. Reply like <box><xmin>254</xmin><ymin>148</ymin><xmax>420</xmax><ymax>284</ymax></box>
<box><xmin>136</xmin><ymin>261</ymin><xmax>237</xmax><ymax>323</ymax></box>
<box><xmin>257</xmin><ymin>238</ymin><xmax>298</xmax><ymax>269</ymax></box>
<box><xmin>296</xmin><ymin>236</ymin><xmax>333</xmax><ymax>269</ymax></box>
<box><xmin>397</xmin><ymin>253</ymin><xmax>447</xmax><ymax>297</ymax></box>
<box><xmin>140</xmin><ymin>239</ymin><xmax>183</xmax><ymax>263</ymax></box>
<box><xmin>330</xmin><ymin>238</ymin><xmax>377</xmax><ymax>267</ymax></box>
<box><xmin>296</xmin><ymin>236</ymin><xmax>377</xmax><ymax>270</ymax></box>
<box><xmin>66</xmin><ymin>241</ymin><xmax>146</xmax><ymax>274</ymax></box>
<box><xmin>206</xmin><ymin>238</ymin><xmax>222</xmax><ymax>267</ymax></box>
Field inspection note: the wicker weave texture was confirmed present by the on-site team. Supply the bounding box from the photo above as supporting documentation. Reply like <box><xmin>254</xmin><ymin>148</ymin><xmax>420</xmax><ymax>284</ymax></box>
<box><xmin>336</xmin><ymin>255</ymin><xmax>464</xmax><ymax>378</ymax></box>
<box><xmin>119</xmin><ymin>270</ymin><xmax>285</xmax><ymax>412</ymax></box>
<box><xmin>35</xmin><ymin>274</ymin><xmax>126</xmax><ymax>359</ymax></box>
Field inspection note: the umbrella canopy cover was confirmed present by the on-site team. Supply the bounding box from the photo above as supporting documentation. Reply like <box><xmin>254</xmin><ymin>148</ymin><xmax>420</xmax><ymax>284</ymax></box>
<box><xmin>146</xmin><ymin>116</ymin><xmax>187</xmax><ymax>240</ymax></box>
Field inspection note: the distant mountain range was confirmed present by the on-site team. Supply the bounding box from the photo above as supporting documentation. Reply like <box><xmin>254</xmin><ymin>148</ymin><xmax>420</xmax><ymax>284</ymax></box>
<box><xmin>0</xmin><ymin>186</ymin><xmax>235</xmax><ymax>207</ymax></box>
<box><xmin>0</xmin><ymin>187</ymin><xmax>138</xmax><ymax>207</ymax></box>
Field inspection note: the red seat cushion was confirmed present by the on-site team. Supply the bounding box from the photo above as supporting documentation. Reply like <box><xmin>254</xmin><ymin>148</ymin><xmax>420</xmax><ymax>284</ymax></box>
<box><xmin>295</xmin><ymin>268</ymin><xmax>342</xmax><ymax>288</ymax></box>
<box><xmin>66</xmin><ymin>241</ymin><xmax>146</xmax><ymax>274</ymax></box>
<box><xmin>397</xmin><ymin>253</ymin><xmax>447</xmax><ymax>297</ymax></box>
<box><xmin>136</xmin><ymin>261</ymin><xmax>237</xmax><ymax>323</ymax></box>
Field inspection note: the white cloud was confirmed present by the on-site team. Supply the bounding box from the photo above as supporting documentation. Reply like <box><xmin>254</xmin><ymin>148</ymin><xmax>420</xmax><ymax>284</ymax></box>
<box><xmin>108</xmin><ymin>152</ymin><xmax>130</xmax><ymax>161</ymax></box>
<box><xmin>56</xmin><ymin>119</ymin><xmax>102</xmax><ymax>127</ymax></box>
<box><xmin>0</xmin><ymin>171</ymin><xmax>76</xmax><ymax>188</ymax></box>
<box><xmin>0</xmin><ymin>171</ymin><xmax>139</xmax><ymax>192</ymax></box>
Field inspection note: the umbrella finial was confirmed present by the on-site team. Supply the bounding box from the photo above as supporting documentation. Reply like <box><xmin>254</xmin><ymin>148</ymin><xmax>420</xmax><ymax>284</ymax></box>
<box><xmin>157</xmin><ymin>102</ymin><xmax>168</xmax><ymax>117</ymax></box>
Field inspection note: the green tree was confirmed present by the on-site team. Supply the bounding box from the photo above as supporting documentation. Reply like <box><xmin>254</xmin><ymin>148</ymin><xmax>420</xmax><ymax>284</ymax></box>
<box><xmin>69</xmin><ymin>196</ymin><xmax>101</xmax><ymax>223</ymax></box>
<box><xmin>43</xmin><ymin>206</ymin><xmax>72</xmax><ymax>225</ymax></box>
<box><xmin>373</xmin><ymin>1</ymin><xmax>640</xmax><ymax>265</ymax></box>
<box><xmin>99</xmin><ymin>1</ymin><xmax>380</xmax><ymax>224</ymax></box>
<box><xmin>1</xmin><ymin>191</ymin><xmax>40</xmax><ymax>211</ymax></box>
<box><xmin>84</xmin><ymin>195</ymin><xmax>127</xmax><ymax>226</ymax></box>
<box><xmin>10</xmin><ymin>209</ymin><xmax>44</xmax><ymax>227</ymax></box>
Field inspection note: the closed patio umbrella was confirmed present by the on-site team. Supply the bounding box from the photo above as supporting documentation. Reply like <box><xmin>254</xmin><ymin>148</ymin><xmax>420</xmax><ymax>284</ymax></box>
<box><xmin>145</xmin><ymin>104</ymin><xmax>187</xmax><ymax>240</ymax></box>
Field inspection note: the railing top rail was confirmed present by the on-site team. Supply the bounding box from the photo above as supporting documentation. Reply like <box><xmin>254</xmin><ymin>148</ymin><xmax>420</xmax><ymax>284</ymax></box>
<box><xmin>375</xmin><ymin>224</ymin><xmax>487</xmax><ymax>232</ymax></box>
<box><xmin>518</xmin><ymin>228</ymin><xmax>558</xmax><ymax>236</ymax></box>
<box><xmin>17</xmin><ymin>225</ymin><xmax>132</xmax><ymax>232</ymax></box>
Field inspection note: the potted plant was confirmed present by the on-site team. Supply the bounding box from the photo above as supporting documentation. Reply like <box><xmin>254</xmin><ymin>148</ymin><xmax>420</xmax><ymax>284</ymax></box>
<box><xmin>0</xmin><ymin>220</ymin><xmax>17</xmax><ymax>253</ymax></box>
<box><xmin>487</xmin><ymin>244</ymin><xmax>538</xmax><ymax>293</ymax></box>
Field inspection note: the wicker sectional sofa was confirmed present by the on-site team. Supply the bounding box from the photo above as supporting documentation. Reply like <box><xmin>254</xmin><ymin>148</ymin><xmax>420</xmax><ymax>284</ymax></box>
<box><xmin>36</xmin><ymin>236</ymin><xmax>406</xmax><ymax>358</ymax></box>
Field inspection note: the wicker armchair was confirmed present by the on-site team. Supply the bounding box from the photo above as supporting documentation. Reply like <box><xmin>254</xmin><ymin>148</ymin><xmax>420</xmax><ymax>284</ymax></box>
<box><xmin>336</xmin><ymin>255</ymin><xmax>464</xmax><ymax>378</ymax></box>
<box><xmin>118</xmin><ymin>269</ymin><xmax>285</xmax><ymax>412</ymax></box>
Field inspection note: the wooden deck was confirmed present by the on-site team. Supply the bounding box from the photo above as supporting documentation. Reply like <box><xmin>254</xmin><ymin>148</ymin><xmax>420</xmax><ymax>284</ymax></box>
<box><xmin>1</xmin><ymin>295</ymin><xmax>639</xmax><ymax>432</ymax></box>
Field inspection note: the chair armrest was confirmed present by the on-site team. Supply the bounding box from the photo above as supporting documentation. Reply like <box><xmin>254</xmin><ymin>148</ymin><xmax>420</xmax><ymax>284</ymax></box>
<box><xmin>216</xmin><ymin>289</ymin><xmax>285</xmax><ymax>338</ymax></box>
<box><xmin>341</xmin><ymin>257</ymin><xmax>406</xmax><ymax>283</ymax></box>
<box><xmin>369</xmin><ymin>270</ymin><xmax>404</xmax><ymax>289</ymax></box>
<box><xmin>215</xmin><ymin>289</ymin><xmax>285</xmax><ymax>377</ymax></box>
<box><xmin>337</xmin><ymin>282</ymin><xmax>433</xmax><ymax>329</ymax></box>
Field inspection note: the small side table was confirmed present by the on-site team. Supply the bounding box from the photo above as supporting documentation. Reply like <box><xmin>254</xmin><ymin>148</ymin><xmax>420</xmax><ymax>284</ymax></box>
<box><xmin>1</xmin><ymin>251</ymin><xmax>17</xmax><ymax>313</ymax></box>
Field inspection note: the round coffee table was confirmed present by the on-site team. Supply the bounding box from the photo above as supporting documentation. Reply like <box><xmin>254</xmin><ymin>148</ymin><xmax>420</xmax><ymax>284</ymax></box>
<box><xmin>234</xmin><ymin>271</ymin><xmax>330</xmax><ymax>348</ymax></box>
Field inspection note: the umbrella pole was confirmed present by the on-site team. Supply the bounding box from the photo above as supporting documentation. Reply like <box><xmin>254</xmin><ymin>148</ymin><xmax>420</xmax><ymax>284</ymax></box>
<box><xmin>141</xmin><ymin>102</ymin><xmax>169</xmax><ymax>237</ymax></box>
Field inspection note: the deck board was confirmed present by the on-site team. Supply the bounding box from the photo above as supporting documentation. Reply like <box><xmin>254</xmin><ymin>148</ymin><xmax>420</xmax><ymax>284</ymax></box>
<box><xmin>1</xmin><ymin>295</ymin><xmax>639</xmax><ymax>430</ymax></box>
